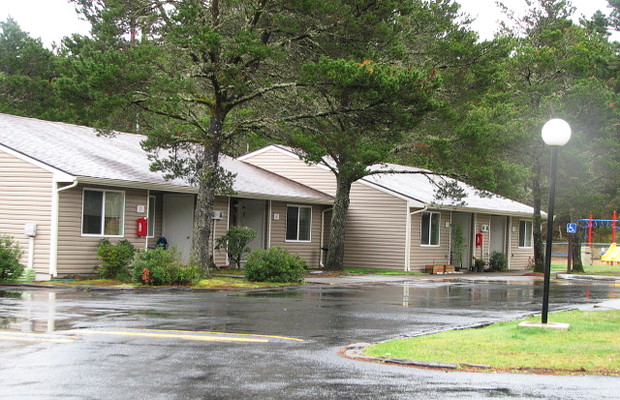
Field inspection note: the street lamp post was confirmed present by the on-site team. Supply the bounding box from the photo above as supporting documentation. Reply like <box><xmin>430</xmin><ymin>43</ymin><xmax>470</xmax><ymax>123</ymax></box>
<box><xmin>540</xmin><ymin>118</ymin><xmax>571</xmax><ymax>324</ymax></box>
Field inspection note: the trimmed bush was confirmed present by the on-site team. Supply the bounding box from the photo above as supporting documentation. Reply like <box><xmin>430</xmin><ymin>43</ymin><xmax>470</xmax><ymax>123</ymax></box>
<box><xmin>0</xmin><ymin>235</ymin><xmax>24</xmax><ymax>281</ymax></box>
<box><xmin>96</xmin><ymin>239</ymin><xmax>136</xmax><ymax>280</ymax></box>
<box><xmin>131</xmin><ymin>247</ymin><xmax>201</xmax><ymax>285</ymax></box>
<box><xmin>244</xmin><ymin>247</ymin><xmax>307</xmax><ymax>283</ymax></box>
<box><xmin>215</xmin><ymin>226</ymin><xmax>257</xmax><ymax>269</ymax></box>
<box><xmin>489</xmin><ymin>251</ymin><xmax>508</xmax><ymax>272</ymax></box>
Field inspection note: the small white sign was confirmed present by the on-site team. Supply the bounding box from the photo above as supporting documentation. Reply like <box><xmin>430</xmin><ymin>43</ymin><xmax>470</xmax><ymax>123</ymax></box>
<box><xmin>273</xmin><ymin>213</ymin><xmax>280</xmax><ymax>220</ymax></box>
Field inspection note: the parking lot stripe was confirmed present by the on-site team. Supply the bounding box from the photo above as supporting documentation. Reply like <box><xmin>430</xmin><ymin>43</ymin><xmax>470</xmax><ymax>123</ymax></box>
<box><xmin>79</xmin><ymin>330</ymin><xmax>270</xmax><ymax>343</ymax></box>
<box><xmin>118</xmin><ymin>328</ymin><xmax>304</xmax><ymax>342</ymax></box>
<box><xmin>0</xmin><ymin>333</ymin><xmax>75</xmax><ymax>343</ymax></box>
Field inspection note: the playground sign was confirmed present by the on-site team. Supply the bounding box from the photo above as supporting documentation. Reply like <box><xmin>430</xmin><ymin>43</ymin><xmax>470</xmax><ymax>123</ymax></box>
<box><xmin>566</xmin><ymin>223</ymin><xmax>577</xmax><ymax>234</ymax></box>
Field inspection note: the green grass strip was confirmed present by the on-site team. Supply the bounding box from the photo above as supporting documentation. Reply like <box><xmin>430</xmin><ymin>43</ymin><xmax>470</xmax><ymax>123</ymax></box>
<box><xmin>365</xmin><ymin>309</ymin><xmax>620</xmax><ymax>375</ymax></box>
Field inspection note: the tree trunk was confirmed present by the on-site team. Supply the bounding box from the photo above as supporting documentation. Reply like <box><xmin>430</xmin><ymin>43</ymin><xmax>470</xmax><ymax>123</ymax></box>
<box><xmin>190</xmin><ymin>113</ymin><xmax>225</xmax><ymax>276</ymax></box>
<box><xmin>532</xmin><ymin>159</ymin><xmax>545</xmax><ymax>273</ymax></box>
<box><xmin>571</xmin><ymin>226</ymin><xmax>585</xmax><ymax>273</ymax></box>
<box><xmin>325</xmin><ymin>174</ymin><xmax>352</xmax><ymax>271</ymax></box>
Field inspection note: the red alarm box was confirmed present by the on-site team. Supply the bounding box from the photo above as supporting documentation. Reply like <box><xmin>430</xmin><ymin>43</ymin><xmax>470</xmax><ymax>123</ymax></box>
<box><xmin>137</xmin><ymin>217</ymin><xmax>148</xmax><ymax>237</ymax></box>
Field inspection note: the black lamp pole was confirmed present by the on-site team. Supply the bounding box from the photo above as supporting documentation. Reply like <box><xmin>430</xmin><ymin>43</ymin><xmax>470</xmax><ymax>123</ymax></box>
<box><xmin>541</xmin><ymin>146</ymin><xmax>558</xmax><ymax>324</ymax></box>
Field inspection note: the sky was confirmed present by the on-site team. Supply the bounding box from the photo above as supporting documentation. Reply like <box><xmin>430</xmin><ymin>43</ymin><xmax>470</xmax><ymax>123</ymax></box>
<box><xmin>0</xmin><ymin>0</ymin><xmax>617</xmax><ymax>48</ymax></box>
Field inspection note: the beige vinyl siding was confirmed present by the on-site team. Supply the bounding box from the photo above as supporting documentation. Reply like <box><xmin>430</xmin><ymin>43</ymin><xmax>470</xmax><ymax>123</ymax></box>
<box><xmin>509</xmin><ymin>217</ymin><xmax>533</xmax><ymax>269</ymax></box>
<box><xmin>242</xmin><ymin>148</ymin><xmax>337</xmax><ymax>196</ymax></box>
<box><xmin>474</xmin><ymin>214</ymin><xmax>492</xmax><ymax>263</ymax></box>
<box><xmin>212</xmin><ymin>196</ymin><xmax>230</xmax><ymax>266</ymax></box>
<box><xmin>56</xmin><ymin>184</ymin><xmax>151</xmax><ymax>275</ymax></box>
<box><xmin>410</xmin><ymin>210</ymin><xmax>451</xmax><ymax>270</ymax></box>
<box><xmin>342</xmin><ymin>182</ymin><xmax>408</xmax><ymax>269</ymax></box>
<box><xmin>269</xmin><ymin>201</ymin><xmax>324</xmax><ymax>267</ymax></box>
<box><xmin>0</xmin><ymin>150</ymin><xmax>53</xmax><ymax>274</ymax></box>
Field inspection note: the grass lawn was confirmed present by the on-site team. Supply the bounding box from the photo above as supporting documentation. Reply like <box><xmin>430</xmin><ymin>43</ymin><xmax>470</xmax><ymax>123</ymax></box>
<box><xmin>39</xmin><ymin>276</ymin><xmax>296</xmax><ymax>290</ymax></box>
<box><xmin>344</xmin><ymin>268</ymin><xmax>425</xmax><ymax>275</ymax></box>
<box><xmin>551</xmin><ymin>264</ymin><xmax>620</xmax><ymax>276</ymax></box>
<box><xmin>365</xmin><ymin>309</ymin><xmax>620</xmax><ymax>375</ymax></box>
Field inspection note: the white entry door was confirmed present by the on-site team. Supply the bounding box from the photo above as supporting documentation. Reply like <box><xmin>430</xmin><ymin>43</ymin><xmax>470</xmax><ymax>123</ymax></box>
<box><xmin>162</xmin><ymin>194</ymin><xmax>195</xmax><ymax>265</ymax></box>
<box><xmin>236</xmin><ymin>199</ymin><xmax>266</xmax><ymax>251</ymax></box>
<box><xmin>490</xmin><ymin>215</ymin><xmax>507</xmax><ymax>256</ymax></box>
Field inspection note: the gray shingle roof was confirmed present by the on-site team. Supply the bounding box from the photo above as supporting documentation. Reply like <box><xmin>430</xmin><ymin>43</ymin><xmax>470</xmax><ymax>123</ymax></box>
<box><xmin>270</xmin><ymin>144</ymin><xmax>535</xmax><ymax>216</ymax></box>
<box><xmin>0</xmin><ymin>113</ymin><xmax>332</xmax><ymax>204</ymax></box>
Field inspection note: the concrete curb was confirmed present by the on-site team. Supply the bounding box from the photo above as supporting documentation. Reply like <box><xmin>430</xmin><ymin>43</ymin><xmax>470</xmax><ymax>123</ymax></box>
<box><xmin>341</xmin><ymin>343</ymin><xmax>489</xmax><ymax>370</ymax></box>
<box><xmin>556</xmin><ymin>274</ymin><xmax>620</xmax><ymax>282</ymax></box>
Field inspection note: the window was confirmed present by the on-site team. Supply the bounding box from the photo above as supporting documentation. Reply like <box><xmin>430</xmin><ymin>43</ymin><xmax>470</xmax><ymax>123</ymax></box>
<box><xmin>148</xmin><ymin>196</ymin><xmax>156</xmax><ymax>238</ymax></box>
<box><xmin>421</xmin><ymin>212</ymin><xmax>440</xmax><ymax>246</ymax></box>
<box><xmin>286</xmin><ymin>206</ymin><xmax>311</xmax><ymax>241</ymax></box>
<box><xmin>82</xmin><ymin>189</ymin><xmax>125</xmax><ymax>236</ymax></box>
<box><xmin>519</xmin><ymin>220</ymin><xmax>532</xmax><ymax>248</ymax></box>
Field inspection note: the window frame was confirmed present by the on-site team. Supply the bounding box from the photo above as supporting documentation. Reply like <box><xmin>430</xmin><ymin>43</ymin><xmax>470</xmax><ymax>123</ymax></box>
<box><xmin>285</xmin><ymin>205</ymin><xmax>312</xmax><ymax>242</ymax></box>
<box><xmin>518</xmin><ymin>220</ymin><xmax>533</xmax><ymax>248</ymax></box>
<box><xmin>420</xmin><ymin>211</ymin><xmax>441</xmax><ymax>247</ymax></box>
<box><xmin>81</xmin><ymin>188</ymin><xmax>126</xmax><ymax>237</ymax></box>
<box><xmin>147</xmin><ymin>195</ymin><xmax>156</xmax><ymax>238</ymax></box>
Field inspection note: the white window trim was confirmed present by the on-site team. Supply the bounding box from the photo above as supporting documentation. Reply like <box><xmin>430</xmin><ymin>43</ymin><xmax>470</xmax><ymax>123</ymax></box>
<box><xmin>285</xmin><ymin>205</ymin><xmax>312</xmax><ymax>243</ymax></box>
<box><xmin>420</xmin><ymin>211</ymin><xmax>441</xmax><ymax>247</ymax></box>
<box><xmin>518</xmin><ymin>220</ymin><xmax>533</xmax><ymax>248</ymax></box>
<box><xmin>81</xmin><ymin>188</ymin><xmax>126</xmax><ymax>237</ymax></box>
<box><xmin>147</xmin><ymin>195</ymin><xmax>156</xmax><ymax>238</ymax></box>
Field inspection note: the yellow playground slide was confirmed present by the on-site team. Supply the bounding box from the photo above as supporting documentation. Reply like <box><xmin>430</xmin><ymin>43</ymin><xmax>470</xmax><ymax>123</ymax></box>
<box><xmin>601</xmin><ymin>243</ymin><xmax>620</xmax><ymax>263</ymax></box>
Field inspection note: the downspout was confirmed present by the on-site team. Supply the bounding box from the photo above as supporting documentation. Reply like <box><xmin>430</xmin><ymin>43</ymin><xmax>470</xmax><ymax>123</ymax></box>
<box><xmin>319</xmin><ymin>207</ymin><xmax>333</xmax><ymax>268</ymax></box>
<box><xmin>145</xmin><ymin>190</ymin><xmax>150</xmax><ymax>250</ymax></box>
<box><xmin>50</xmin><ymin>179</ymin><xmax>79</xmax><ymax>277</ymax></box>
<box><xmin>404</xmin><ymin>205</ymin><xmax>428</xmax><ymax>271</ymax></box>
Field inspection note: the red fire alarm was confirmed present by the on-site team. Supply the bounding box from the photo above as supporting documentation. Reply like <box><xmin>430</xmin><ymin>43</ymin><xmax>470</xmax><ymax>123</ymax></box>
<box><xmin>475</xmin><ymin>232</ymin><xmax>483</xmax><ymax>247</ymax></box>
<box><xmin>137</xmin><ymin>217</ymin><xmax>148</xmax><ymax>237</ymax></box>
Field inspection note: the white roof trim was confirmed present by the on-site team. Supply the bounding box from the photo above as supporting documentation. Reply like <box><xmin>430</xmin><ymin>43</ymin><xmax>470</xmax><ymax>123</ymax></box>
<box><xmin>0</xmin><ymin>143</ymin><xmax>74</xmax><ymax>182</ymax></box>
<box><xmin>357</xmin><ymin>178</ymin><xmax>420</xmax><ymax>205</ymax></box>
<box><xmin>238</xmin><ymin>144</ymin><xmax>298</xmax><ymax>161</ymax></box>
<box><xmin>76</xmin><ymin>177</ymin><xmax>197</xmax><ymax>194</ymax></box>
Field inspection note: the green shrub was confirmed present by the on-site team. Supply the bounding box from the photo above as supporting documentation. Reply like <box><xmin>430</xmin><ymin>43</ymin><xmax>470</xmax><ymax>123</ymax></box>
<box><xmin>131</xmin><ymin>247</ymin><xmax>201</xmax><ymax>285</ymax></box>
<box><xmin>489</xmin><ymin>251</ymin><xmax>508</xmax><ymax>272</ymax></box>
<box><xmin>244</xmin><ymin>247</ymin><xmax>307</xmax><ymax>283</ymax></box>
<box><xmin>215</xmin><ymin>226</ymin><xmax>257</xmax><ymax>269</ymax></box>
<box><xmin>96</xmin><ymin>239</ymin><xmax>136</xmax><ymax>280</ymax></box>
<box><xmin>0</xmin><ymin>235</ymin><xmax>24</xmax><ymax>281</ymax></box>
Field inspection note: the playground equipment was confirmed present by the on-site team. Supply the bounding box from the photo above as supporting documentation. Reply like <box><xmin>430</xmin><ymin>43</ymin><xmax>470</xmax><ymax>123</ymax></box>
<box><xmin>601</xmin><ymin>243</ymin><xmax>620</xmax><ymax>263</ymax></box>
<box><xmin>580</xmin><ymin>211</ymin><xmax>619</xmax><ymax>264</ymax></box>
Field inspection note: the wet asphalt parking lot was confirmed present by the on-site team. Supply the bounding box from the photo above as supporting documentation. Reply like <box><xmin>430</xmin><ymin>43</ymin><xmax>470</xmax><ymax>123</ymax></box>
<box><xmin>0</xmin><ymin>278</ymin><xmax>619</xmax><ymax>399</ymax></box>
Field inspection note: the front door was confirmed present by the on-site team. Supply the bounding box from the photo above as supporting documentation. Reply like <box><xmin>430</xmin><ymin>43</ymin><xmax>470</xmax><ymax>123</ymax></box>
<box><xmin>451</xmin><ymin>212</ymin><xmax>473</xmax><ymax>270</ymax></box>
<box><xmin>490</xmin><ymin>215</ymin><xmax>507</xmax><ymax>256</ymax></box>
<box><xmin>162</xmin><ymin>194</ymin><xmax>195</xmax><ymax>264</ymax></box>
<box><xmin>231</xmin><ymin>199</ymin><xmax>267</xmax><ymax>252</ymax></box>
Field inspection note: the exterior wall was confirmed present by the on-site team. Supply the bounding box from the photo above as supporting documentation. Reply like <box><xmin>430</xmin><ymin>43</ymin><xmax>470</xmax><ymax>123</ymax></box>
<box><xmin>269</xmin><ymin>201</ymin><xmax>325</xmax><ymax>267</ymax></box>
<box><xmin>410</xmin><ymin>210</ymin><xmax>451</xmax><ymax>270</ymax></box>
<box><xmin>343</xmin><ymin>182</ymin><xmax>408</xmax><ymax>269</ymax></box>
<box><xmin>0</xmin><ymin>150</ymin><xmax>53</xmax><ymax>275</ymax></box>
<box><xmin>509</xmin><ymin>216</ymin><xmax>534</xmax><ymax>269</ymax></box>
<box><xmin>56</xmin><ymin>184</ymin><xmax>152</xmax><ymax>275</ymax></box>
<box><xmin>242</xmin><ymin>147</ymin><xmax>337</xmax><ymax>196</ymax></box>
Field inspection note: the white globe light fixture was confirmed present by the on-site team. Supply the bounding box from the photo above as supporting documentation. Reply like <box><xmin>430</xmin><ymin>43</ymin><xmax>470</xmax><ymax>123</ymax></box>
<box><xmin>541</xmin><ymin>118</ymin><xmax>571</xmax><ymax>146</ymax></box>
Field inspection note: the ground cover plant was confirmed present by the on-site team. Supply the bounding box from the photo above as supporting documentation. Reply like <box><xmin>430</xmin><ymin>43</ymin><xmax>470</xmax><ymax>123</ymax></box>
<box><xmin>131</xmin><ymin>247</ymin><xmax>201</xmax><ymax>286</ymax></box>
<box><xmin>344</xmin><ymin>268</ymin><xmax>425</xmax><ymax>276</ymax></box>
<box><xmin>551</xmin><ymin>264</ymin><xmax>620</xmax><ymax>276</ymax></box>
<box><xmin>0</xmin><ymin>235</ymin><xmax>24</xmax><ymax>281</ymax></box>
<box><xmin>365</xmin><ymin>309</ymin><xmax>620</xmax><ymax>375</ymax></box>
